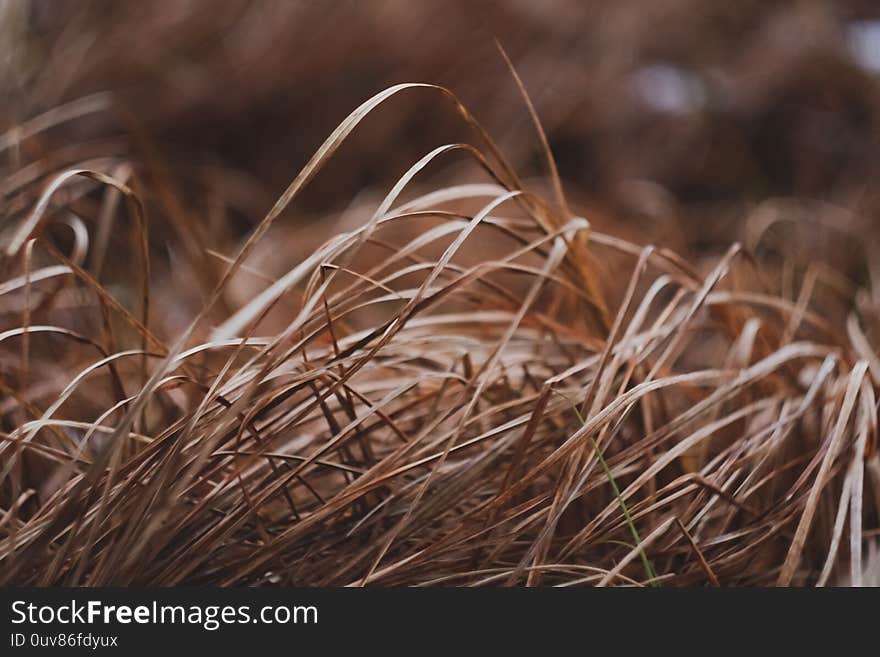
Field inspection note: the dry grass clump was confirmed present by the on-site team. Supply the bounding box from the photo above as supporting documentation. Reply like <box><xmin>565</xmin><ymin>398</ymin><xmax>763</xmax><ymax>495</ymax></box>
<box><xmin>1</xmin><ymin>78</ymin><xmax>879</xmax><ymax>587</ymax></box>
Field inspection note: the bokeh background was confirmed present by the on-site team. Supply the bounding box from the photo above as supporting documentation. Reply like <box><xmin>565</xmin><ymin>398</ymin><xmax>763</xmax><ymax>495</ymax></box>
<box><xmin>4</xmin><ymin>0</ymin><xmax>880</xmax><ymax>304</ymax></box>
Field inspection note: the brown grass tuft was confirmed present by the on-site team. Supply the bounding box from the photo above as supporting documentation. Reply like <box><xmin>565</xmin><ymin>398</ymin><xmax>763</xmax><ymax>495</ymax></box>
<box><xmin>2</xmin><ymin>41</ymin><xmax>879</xmax><ymax>586</ymax></box>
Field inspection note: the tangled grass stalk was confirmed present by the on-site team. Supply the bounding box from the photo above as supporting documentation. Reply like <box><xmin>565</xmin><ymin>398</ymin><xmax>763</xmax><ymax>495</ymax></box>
<box><xmin>0</xmin><ymin>81</ymin><xmax>878</xmax><ymax>586</ymax></box>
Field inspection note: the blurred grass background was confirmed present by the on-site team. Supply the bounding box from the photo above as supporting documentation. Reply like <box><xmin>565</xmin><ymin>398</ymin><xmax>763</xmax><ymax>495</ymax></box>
<box><xmin>5</xmin><ymin>0</ymin><xmax>880</xmax><ymax>245</ymax></box>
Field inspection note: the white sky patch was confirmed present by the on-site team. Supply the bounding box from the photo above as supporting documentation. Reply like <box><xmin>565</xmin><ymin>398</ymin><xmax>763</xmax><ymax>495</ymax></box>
<box><xmin>632</xmin><ymin>64</ymin><xmax>706</xmax><ymax>115</ymax></box>
<box><xmin>848</xmin><ymin>20</ymin><xmax>880</xmax><ymax>73</ymax></box>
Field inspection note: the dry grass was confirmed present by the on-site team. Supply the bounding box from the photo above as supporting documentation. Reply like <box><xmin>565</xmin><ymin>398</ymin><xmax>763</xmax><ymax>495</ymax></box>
<box><xmin>2</xmin><ymin>41</ymin><xmax>880</xmax><ymax>586</ymax></box>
